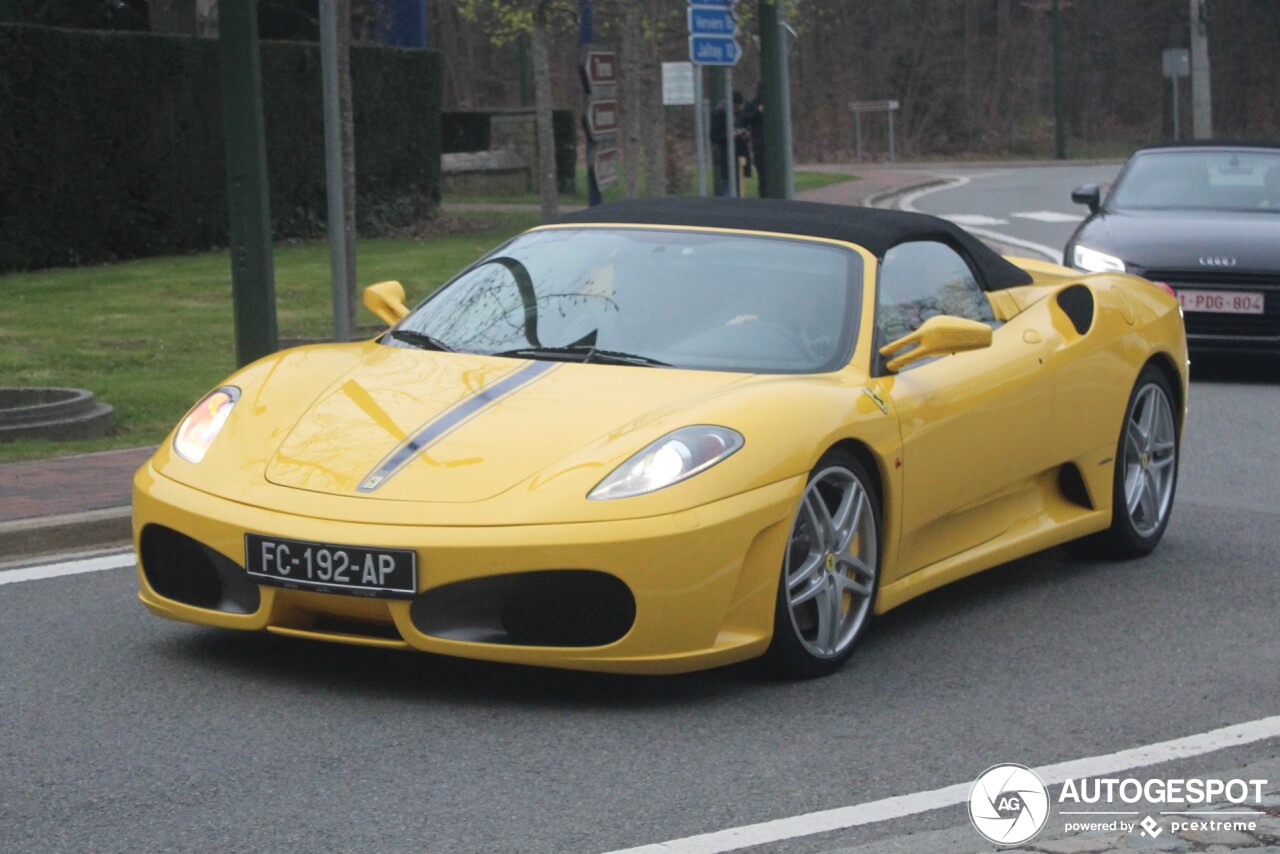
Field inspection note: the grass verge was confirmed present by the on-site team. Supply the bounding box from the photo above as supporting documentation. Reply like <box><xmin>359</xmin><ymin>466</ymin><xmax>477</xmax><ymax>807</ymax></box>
<box><xmin>2</xmin><ymin>170</ymin><xmax>861</xmax><ymax>465</ymax></box>
<box><xmin>0</xmin><ymin>212</ymin><xmax>538</xmax><ymax>464</ymax></box>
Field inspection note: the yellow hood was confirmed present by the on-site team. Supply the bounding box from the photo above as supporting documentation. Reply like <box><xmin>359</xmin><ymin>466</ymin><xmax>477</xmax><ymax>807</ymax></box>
<box><xmin>263</xmin><ymin>346</ymin><xmax>751</xmax><ymax>503</ymax></box>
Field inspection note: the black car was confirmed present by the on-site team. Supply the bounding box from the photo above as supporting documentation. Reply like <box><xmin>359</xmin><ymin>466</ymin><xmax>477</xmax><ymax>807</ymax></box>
<box><xmin>1064</xmin><ymin>142</ymin><xmax>1280</xmax><ymax>353</ymax></box>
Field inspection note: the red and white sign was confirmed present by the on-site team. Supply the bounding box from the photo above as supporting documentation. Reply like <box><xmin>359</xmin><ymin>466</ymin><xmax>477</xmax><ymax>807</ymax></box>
<box><xmin>1176</xmin><ymin>289</ymin><xmax>1265</xmax><ymax>314</ymax></box>
<box><xmin>588</xmin><ymin>100</ymin><xmax>619</xmax><ymax>136</ymax></box>
<box><xmin>593</xmin><ymin>148</ymin><xmax>619</xmax><ymax>190</ymax></box>
<box><xmin>584</xmin><ymin>51</ymin><xmax>617</xmax><ymax>89</ymax></box>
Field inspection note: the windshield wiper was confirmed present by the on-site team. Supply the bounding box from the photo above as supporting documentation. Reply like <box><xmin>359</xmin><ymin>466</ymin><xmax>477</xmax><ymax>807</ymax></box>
<box><xmin>493</xmin><ymin>345</ymin><xmax>669</xmax><ymax>368</ymax></box>
<box><xmin>389</xmin><ymin>328</ymin><xmax>454</xmax><ymax>352</ymax></box>
<box><xmin>590</xmin><ymin>348</ymin><xmax>671</xmax><ymax>367</ymax></box>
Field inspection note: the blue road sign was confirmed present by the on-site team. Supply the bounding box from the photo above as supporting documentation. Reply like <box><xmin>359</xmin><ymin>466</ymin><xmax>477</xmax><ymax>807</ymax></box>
<box><xmin>689</xmin><ymin>35</ymin><xmax>741</xmax><ymax>66</ymax></box>
<box><xmin>688</xmin><ymin>6</ymin><xmax>735</xmax><ymax>36</ymax></box>
<box><xmin>688</xmin><ymin>0</ymin><xmax>734</xmax><ymax>7</ymax></box>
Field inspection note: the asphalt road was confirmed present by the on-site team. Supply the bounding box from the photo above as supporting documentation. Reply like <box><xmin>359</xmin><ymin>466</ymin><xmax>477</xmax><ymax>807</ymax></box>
<box><xmin>3</xmin><ymin>168</ymin><xmax>1278</xmax><ymax>853</ymax></box>
<box><xmin>894</xmin><ymin>163</ymin><xmax>1124</xmax><ymax>262</ymax></box>
<box><xmin>4</xmin><ymin>382</ymin><xmax>1278</xmax><ymax>853</ymax></box>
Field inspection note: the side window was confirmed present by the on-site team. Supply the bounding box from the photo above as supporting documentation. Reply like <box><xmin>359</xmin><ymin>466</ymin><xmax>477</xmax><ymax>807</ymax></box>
<box><xmin>876</xmin><ymin>241</ymin><xmax>995</xmax><ymax>342</ymax></box>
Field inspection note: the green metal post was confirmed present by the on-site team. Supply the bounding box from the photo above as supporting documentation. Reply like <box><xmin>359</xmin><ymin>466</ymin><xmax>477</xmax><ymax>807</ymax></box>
<box><xmin>1052</xmin><ymin>0</ymin><xmax>1067</xmax><ymax>160</ymax></box>
<box><xmin>219</xmin><ymin>0</ymin><xmax>278</xmax><ymax>366</ymax></box>
<box><xmin>758</xmin><ymin>0</ymin><xmax>792</xmax><ymax>198</ymax></box>
<box><xmin>707</xmin><ymin>65</ymin><xmax>726</xmax><ymax>196</ymax></box>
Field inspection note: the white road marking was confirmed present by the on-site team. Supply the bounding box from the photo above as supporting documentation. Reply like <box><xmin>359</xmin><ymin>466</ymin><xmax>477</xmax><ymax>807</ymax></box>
<box><xmin>606</xmin><ymin>715</ymin><xmax>1280</xmax><ymax>854</ymax></box>
<box><xmin>963</xmin><ymin>226</ymin><xmax>1064</xmax><ymax>263</ymax></box>
<box><xmin>0</xmin><ymin>550</ymin><xmax>135</xmax><ymax>585</ymax></box>
<box><xmin>940</xmin><ymin>214</ymin><xmax>1009</xmax><ymax>226</ymax></box>
<box><xmin>1013</xmin><ymin>210</ymin><xmax>1084</xmax><ymax>223</ymax></box>
<box><xmin>895</xmin><ymin>175</ymin><xmax>972</xmax><ymax>212</ymax></box>
<box><xmin>897</xmin><ymin>177</ymin><xmax>1065</xmax><ymax>262</ymax></box>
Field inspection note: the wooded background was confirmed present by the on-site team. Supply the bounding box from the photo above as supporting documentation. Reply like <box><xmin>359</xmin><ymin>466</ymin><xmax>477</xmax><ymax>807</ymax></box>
<box><xmin>3</xmin><ymin>0</ymin><xmax>1278</xmax><ymax>168</ymax></box>
<box><xmin>433</xmin><ymin>0</ymin><xmax>1280</xmax><ymax>164</ymax></box>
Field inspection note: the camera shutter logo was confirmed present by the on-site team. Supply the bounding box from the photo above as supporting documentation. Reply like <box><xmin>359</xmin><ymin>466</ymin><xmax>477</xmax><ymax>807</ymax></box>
<box><xmin>968</xmin><ymin>764</ymin><xmax>1051</xmax><ymax>845</ymax></box>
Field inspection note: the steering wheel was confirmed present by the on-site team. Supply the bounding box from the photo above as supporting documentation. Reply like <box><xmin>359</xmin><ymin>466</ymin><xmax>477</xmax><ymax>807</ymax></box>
<box><xmin>738</xmin><ymin>319</ymin><xmax>814</xmax><ymax>360</ymax></box>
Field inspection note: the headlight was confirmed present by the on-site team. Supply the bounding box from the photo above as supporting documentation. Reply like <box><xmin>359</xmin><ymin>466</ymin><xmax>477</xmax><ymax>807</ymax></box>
<box><xmin>1072</xmin><ymin>244</ymin><xmax>1126</xmax><ymax>273</ymax></box>
<box><xmin>173</xmin><ymin>386</ymin><xmax>240</xmax><ymax>463</ymax></box>
<box><xmin>588</xmin><ymin>425</ymin><xmax>744</xmax><ymax>500</ymax></box>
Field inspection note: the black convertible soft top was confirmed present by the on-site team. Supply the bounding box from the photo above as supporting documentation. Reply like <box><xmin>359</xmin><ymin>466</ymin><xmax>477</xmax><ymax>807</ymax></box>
<box><xmin>552</xmin><ymin>197</ymin><xmax>1033</xmax><ymax>290</ymax></box>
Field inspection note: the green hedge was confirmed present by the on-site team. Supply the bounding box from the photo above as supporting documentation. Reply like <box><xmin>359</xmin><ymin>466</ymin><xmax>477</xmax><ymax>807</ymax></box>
<box><xmin>0</xmin><ymin>24</ymin><xmax>440</xmax><ymax>272</ymax></box>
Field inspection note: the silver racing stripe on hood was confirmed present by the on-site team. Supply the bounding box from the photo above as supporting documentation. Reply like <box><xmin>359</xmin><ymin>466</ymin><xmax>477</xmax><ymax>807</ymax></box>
<box><xmin>356</xmin><ymin>360</ymin><xmax>560</xmax><ymax>493</ymax></box>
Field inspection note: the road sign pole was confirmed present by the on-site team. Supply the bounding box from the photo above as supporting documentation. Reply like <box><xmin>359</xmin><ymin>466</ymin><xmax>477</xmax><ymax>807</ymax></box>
<box><xmin>1052</xmin><ymin>0</ymin><xmax>1066</xmax><ymax>160</ymax></box>
<box><xmin>758</xmin><ymin>0</ymin><xmax>792</xmax><ymax>198</ymax></box>
<box><xmin>688</xmin><ymin>0</ymin><xmax>741</xmax><ymax>196</ymax></box>
<box><xmin>694</xmin><ymin>67</ymin><xmax>708</xmax><ymax>196</ymax></box>
<box><xmin>218</xmin><ymin>0</ymin><xmax>278</xmax><ymax>366</ymax></box>
<box><xmin>887</xmin><ymin>107</ymin><xmax>895</xmax><ymax>163</ymax></box>
<box><xmin>579</xmin><ymin>0</ymin><xmax>593</xmax><ymax>44</ymax></box>
<box><xmin>1172</xmin><ymin>76</ymin><xmax>1180</xmax><ymax>140</ymax></box>
<box><xmin>320</xmin><ymin>0</ymin><xmax>352</xmax><ymax>343</ymax></box>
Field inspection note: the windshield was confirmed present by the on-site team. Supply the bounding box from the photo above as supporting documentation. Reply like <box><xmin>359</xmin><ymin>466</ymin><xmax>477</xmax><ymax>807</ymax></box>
<box><xmin>1108</xmin><ymin>149</ymin><xmax>1280</xmax><ymax>212</ymax></box>
<box><xmin>390</xmin><ymin>227</ymin><xmax>863</xmax><ymax>373</ymax></box>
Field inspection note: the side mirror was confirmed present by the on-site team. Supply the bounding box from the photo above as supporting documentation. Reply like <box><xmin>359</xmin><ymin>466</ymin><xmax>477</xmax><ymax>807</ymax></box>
<box><xmin>1071</xmin><ymin>183</ymin><xmax>1101</xmax><ymax>215</ymax></box>
<box><xmin>880</xmin><ymin>315</ymin><xmax>993</xmax><ymax>373</ymax></box>
<box><xmin>363</xmin><ymin>280</ymin><xmax>410</xmax><ymax>327</ymax></box>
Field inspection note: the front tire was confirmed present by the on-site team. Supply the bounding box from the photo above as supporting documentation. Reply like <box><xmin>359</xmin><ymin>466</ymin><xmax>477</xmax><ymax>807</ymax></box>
<box><xmin>1095</xmin><ymin>365</ymin><xmax>1180</xmax><ymax>557</ymax></box>
<box><xmin>765</xmin><ymin>450</ymin><xmax>881</xmax><ymax>679</ymax></box>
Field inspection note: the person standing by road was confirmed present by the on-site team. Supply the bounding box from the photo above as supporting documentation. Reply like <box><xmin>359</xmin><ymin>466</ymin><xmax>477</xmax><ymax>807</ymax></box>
<box><xmin>739</xmin><ymin>89</ymin><xmax>765</xmax><ymax>196</ymax></box>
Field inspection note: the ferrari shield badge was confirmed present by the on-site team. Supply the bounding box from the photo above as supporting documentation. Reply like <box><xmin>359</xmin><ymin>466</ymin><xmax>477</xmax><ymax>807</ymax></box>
<box><xmin>861</xmin><ymin>386</ymin><xmax>889</xmax><ymax>415</ymax></box>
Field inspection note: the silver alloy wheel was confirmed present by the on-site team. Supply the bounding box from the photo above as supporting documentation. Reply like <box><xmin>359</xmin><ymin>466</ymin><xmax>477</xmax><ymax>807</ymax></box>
<box><xmin>783</xmin><ymin>464</ymin><xmax>878</xmax><ymax>659</ymax></box>
<box><xmin>1122</xmin><ymin>382</ymin><xmax>1178</xmax><ymax>537</ymax></box>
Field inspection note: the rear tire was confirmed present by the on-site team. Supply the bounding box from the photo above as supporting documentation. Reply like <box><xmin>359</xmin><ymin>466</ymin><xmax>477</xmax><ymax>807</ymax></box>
<box><xmin>765</xmin><ymin>450</ymin><xmax>881</xmax><ymax>679</ymax></box>
<box><xmin>1093</xmin><ymin>365</ymin><xmax>1179</xmax><ymax>558</ymax></box>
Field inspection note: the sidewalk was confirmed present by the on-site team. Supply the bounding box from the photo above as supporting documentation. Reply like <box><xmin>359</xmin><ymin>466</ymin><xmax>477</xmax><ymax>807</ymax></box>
<box><xmin>0</xmin><ymin>446</ymin><xmax>151</xmax><ymax>559</ymax></box>
<box><xmin>0</xmin><ymin>165</ymin><xmax>944</xmax><ymax>562</ymax></box>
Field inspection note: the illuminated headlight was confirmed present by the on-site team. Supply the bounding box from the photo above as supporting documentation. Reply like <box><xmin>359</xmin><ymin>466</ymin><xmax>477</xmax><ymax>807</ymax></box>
<box><xmin>173</xmin><ymin>386</ymin><xmax>240</xmax><ymax>463</ymax></box>
<box><xmin>588</xmin><ymin>426</ymin><xmax>744</xmax><ymax>500</ymax></box>
<box><xmin>1072</xmin><ymin>244</ymin><xmax>1126</xmax><ymax>273</ymax></box>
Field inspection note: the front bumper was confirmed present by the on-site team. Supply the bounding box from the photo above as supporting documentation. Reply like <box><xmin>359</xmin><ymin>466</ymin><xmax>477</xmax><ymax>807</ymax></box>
<box><xmin>133</xmin><ymin>463</ymin><xmax>803</xmax><ymax>674</ymax></box>
<box><xmin>1153</xmin><ymin>275</ymin><xmax>1280</xmax><ymax>353</ymax></box>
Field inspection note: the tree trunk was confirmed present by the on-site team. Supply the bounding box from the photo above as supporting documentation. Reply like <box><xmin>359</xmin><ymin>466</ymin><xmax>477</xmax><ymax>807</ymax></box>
<box><xmin>620</xmin><ymin>3</ymin><xmax>643</xmax><ymax>198</ymax></box>
<box><xmin>530</xmin><ymin>19</ymin><xmax>559</xmax><ymax>220</ymax></box>
<box><xmin>640</xmin><ymin>13</ymin><xmax>666</xmax><ymax>197</ymax></box>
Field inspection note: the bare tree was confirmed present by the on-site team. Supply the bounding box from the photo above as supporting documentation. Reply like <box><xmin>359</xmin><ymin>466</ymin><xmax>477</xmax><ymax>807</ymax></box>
<box><xmin>620</xmin><ymin>1</ymin><xmax>643</xmax><ymax>197</ymax></box>
<box><xmin>458</xmin><ymin>0</ymin><xmax>577</xmax><ymax>220</ymax></box>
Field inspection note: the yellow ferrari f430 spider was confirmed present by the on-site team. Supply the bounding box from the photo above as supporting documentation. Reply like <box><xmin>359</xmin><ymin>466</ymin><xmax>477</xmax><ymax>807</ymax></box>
<box><xmin>134</xmin><ymin>199</ymin><xmax>1187</xmax><ymax>678</ymax></box>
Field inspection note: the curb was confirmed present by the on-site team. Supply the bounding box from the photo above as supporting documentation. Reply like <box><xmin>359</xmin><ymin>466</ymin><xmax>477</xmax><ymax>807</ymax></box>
<box><xmin>0</xmin><ymin>506</ymin><xmax>132</xmax><ymax>560</ymax></box>
<box><xmin>861</xmin><ymin>177</ymin><xmax>950</xmax><ymax>209</ymax></box>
